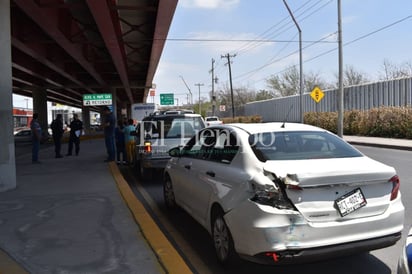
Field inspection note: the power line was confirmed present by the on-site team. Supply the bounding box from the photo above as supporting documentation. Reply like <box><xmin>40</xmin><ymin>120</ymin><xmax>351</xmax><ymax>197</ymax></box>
<box><xmin>166</xmin><ymin>0</ymin><xmax>334</xmax><ymax>90</ymax></box>
<box><xmin>235</xmin><ymin>14</ymin><xmax>412</xmax><ymax>86</ymax></box>
<box><xmin>234</xmin><ymin>32</ymin><xmax>337</xmax><ymax>81</ymax></box>
<box><xmin>234</xmin><ymin>0</ymin><xmax>315</xmax><ymax>54</ymax></box>
<box><xmin>306</xmin><ymin>15</ymin><xmax>412</xmax><ymax>63</ymax></box>
<box><xmin>215</xmin><ymin>0</ymin><xmax>334</xmax><ymax>84</ymax></box>
<box><xmin>161</xmin><ymin>38</ymin><xmax>335</xmax><ymax>43</ymax></box>
<box><xmin>236</xmin><ymin>0</ymin><xmax>333</xmax><ymax>56</ymax></box>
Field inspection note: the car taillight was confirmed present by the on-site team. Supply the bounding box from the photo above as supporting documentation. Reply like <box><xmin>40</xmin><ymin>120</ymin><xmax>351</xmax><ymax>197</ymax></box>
<box><xmin>390</xmin><ymin>175</ymin><xmax>400</xmax><ymax>201</ymax></box>
<box><xmin>144</xmin><ymin>141</ymin><xmax>152</xmax><ymax>153</ymax></box>
<box><xmin>249</xmin><ymin>172</ymin><xmax>296</xmax><ymax>210</ymax></box>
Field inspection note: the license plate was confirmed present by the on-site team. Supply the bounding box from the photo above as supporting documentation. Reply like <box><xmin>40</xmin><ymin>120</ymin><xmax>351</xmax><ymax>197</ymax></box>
<box><xmin>335</xmin><ymin>188</ymin><xmax>367</xmax><ymax>217</ymax></box>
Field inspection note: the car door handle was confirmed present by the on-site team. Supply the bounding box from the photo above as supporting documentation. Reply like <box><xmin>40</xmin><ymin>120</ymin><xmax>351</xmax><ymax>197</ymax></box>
<box><xmin>206</xmin><ymin>171</ymin><xmax>215</xmax><ymax>177</ymax></box>
<box><xmin>184</xmin><ymin>165</ymin><xmax>191</xmax><ymax>170</ymax></box>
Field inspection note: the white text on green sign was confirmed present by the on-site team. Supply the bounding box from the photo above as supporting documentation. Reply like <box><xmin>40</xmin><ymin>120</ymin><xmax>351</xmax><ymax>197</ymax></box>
<box><xmin>160</xmin><ymin>93</ymin><xmax>174</xmax><ymax>105</ymax></box>
<box><xmin>83</xmin><ymin>94</ymin><xmax>112</xmax><ymax>106</ymax></box>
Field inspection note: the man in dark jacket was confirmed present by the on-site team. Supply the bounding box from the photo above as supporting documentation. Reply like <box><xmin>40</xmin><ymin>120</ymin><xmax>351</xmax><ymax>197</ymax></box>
<box><xmin>51</xmin><ymin>114</ymin><xmax>64</xmax><ymax>158</ymax></box>
<box><xmin>66</xmin><ymin>114</ymin><xmax>83</xmax><ymax>156</ymax></box>
<box><xmin>102</xmin><ymin>106</ymin><xmax>116</xmax><ymax>162</ymax></box>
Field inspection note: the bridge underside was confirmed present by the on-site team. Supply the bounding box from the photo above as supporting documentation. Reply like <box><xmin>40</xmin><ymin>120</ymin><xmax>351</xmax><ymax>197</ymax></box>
<box><xmin>11</xmin><ymin>0</ymin><xmax>177</xmax><ymax>110</ymax></box>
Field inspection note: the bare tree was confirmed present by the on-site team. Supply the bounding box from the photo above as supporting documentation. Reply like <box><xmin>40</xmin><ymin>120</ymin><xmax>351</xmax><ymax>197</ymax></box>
<box><xmin>266</xmin><ymin>65</ymin><xmax>329</xmax><ymax>97</ymax></box>
<box><xmin>304</xmin><ymin>71</ymin><xmax>331</xmax><ymax>92</ymax></box>
<box><xmin>266</xmin><ymin>66</ymin><xmax>299</xmax><ymax>97</ymax></box>
<box><xmin>216</xmin><ymin>84</ymin><xmax>256</xmax><ymax>108</ymax></box>
<box><xmin>255</xmin><ymin>89</ymin><xmax>273</xmax><ymax>101</ymax></box>
<box><xmin>378</xmin><ymin>59</ymin><xmax>412</xmax><ymax>80</ymax></box>
<box><xmin>333</xmin><ymin>65</ymin><xmax>370</xmax><ymax>87</ymax></box>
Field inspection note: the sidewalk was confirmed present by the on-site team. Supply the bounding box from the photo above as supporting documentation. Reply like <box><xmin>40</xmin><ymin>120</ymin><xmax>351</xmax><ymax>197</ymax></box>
<box><xmin>344</xmin><ymin>135</ymin><xmax>412</xmax><ymax>151</ymax></box>
<box><xmin>0</xmin><ymin>138</ymin><xmax>189</xmax><ymax>274</ymax></box>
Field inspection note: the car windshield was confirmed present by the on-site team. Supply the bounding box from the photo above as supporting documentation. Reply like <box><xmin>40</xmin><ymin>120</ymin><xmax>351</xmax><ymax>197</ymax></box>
<box><xmin>249</xmin><ymin>131</ymin><xmax>363</xmax><ymax>161</ymax></box>
<box><xmin>140</xmin><ymin>116</ymin><xmax>204</xmax><ymax>139</ymax></box>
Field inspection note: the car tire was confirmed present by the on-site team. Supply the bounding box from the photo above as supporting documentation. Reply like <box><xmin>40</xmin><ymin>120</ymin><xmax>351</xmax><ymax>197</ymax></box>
<box><xmin>163</xmin><ymin>176</ymin><xmax>177</xmax><ymax>209</ymax></box>
<box><xmin>212</xmin><ymin>209</ymin><xmax>237</xmax><ymax>265</ymax></box>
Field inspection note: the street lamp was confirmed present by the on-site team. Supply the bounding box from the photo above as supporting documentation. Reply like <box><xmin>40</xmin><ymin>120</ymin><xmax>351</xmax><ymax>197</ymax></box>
<box><xmin>283</xmin><ymin>0</ymin><xmax>303</xmax><ymax>123</ymax></box>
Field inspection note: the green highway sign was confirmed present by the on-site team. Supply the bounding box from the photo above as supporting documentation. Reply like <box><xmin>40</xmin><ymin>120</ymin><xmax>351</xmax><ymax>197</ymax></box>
<box><xmin>160</xmin><ymin>93</ymin><xmax>174</xmax><ymax>105</ymax></box>
<box><xmin>83</xmin><ymin>93</ymin><xmax>112</xmax><ymax>106</ymax></box>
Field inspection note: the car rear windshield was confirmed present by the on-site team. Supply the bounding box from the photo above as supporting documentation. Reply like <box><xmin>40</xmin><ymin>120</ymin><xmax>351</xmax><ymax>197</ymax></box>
<box><xmin>248</xmin><ymin>131</ymin><xmax>363</xmax><ymax>161</ymax></box>
<box><xmin>140</xmin><ymin>116</ymin><xmax>204</xmax><ymax>139</ymax></box>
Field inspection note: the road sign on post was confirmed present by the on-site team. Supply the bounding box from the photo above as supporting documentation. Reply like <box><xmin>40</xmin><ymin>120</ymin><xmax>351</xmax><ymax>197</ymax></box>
<box><xmin>83</xmin><ymin>93</ymin><xmax>112</xmax><ymax>106</ymax></box>
<box><xmin>310</xmin><ymin>86</ymin><xmax>324</xmax><ymax>103</ymax></box>
<box><xmin>160</xmin><ymin>93</ymin><xmax>174</xmax><ymax>105</ymax></box>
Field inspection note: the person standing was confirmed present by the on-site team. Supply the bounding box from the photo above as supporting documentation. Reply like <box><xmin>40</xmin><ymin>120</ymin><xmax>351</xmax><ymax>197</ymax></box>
<box><xmin>50</xmin><ymin>114</ymin><xmax>64</xmax><ymax>158</ymax></box>
<box><xmin>115</xmin><ymin>119</ymin><xmax>126</xmax><ymax>164</ymax></box>
<box><xmin>123</xmin><ymin>118</ymin><xmax>136</xmax><ymax>165</ymax></box>
<box><xmin>30</xmin><ymin>113</ymin><xmax>42</xmax><ymax>164</ymax></box>
<box><xmin>102</xmin><ymin>106</ymin><xmax>116</xmax><ymax>162</ymax></box>
<box><xmin>66</xmin><ymin>114</ymin><xmax>83</xmax><ymax>156</ymax></box>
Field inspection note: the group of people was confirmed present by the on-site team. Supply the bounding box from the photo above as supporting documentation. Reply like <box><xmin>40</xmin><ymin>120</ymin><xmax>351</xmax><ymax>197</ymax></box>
<box><xmin>30</xmin><ymin>113</ymin><xmax>83</xmax><ymax>163</ymax></box>
<box><xmin>30</xmin><ymin>106</ymin><xmax>136</xmax><ymax>165</ymax></box>
<box><xmin>101</xmin><ymin>106</ymin><xmax>136</xmax><ymax>164</ymax></box>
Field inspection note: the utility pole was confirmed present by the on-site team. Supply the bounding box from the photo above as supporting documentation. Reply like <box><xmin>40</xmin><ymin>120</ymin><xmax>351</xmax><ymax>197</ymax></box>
<box><xmin>283</xmin><ymin>0</ymin><xmax>303</xmax><ymax>123</ymax></box>
<box><xmin>337</xmin><ymin>0</ymin><xmax>344</xmax><ymax>137</ymax></box>
<box><xmin>221</xmin><ymin>53</ymin><xmax>236</xmax><ymax>118</ymax></box>
<box><xmin>194</xmin><ymin>83</ymin><xmax>204</xmax><ymax>115</ymax></box>
<box><xmin>210</xmin><ymin>59</ymin><xmax>218</xmax><ymax>116</ymax></box>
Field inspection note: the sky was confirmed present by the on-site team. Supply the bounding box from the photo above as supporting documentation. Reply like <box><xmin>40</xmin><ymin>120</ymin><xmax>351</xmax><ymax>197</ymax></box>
<box><xmin>13</xmin><ymin>0</ymin><xmax>412</xmax><ymax>109</ymax></box>
<box><xmin>150</xmin><ymin>0</ymin><xmax>412</xmax><ymax>107</ymax></box>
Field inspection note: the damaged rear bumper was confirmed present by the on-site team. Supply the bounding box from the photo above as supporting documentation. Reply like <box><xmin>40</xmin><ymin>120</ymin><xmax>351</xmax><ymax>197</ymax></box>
<box><xmin>241</xmin><ymin>232</ymin><xmax>401</xmax><ymax>265</ymax></box>
<box><xmin>224</xmin><ymin>198</ymin><xmax>404</xmax><ymax>264</ymax></box>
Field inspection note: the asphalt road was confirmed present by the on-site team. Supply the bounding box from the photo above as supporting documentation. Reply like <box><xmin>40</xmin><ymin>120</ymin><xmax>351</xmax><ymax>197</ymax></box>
<box><xmin>122</xmin><ymin>145</ymin><xmax>412</xmax><ymax>274</ymax></box>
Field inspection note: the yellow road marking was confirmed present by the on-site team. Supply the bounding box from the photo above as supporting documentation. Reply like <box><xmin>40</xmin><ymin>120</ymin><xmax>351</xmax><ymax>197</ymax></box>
<box><xmin>109</xmin><ymin>163</ymin><xmax>193</xmax><ymax>274</ymax></box>
<box><xmin>0</xmin><ymin>249</ymin><xmax>28</xmax><ymax>274</ymax></box>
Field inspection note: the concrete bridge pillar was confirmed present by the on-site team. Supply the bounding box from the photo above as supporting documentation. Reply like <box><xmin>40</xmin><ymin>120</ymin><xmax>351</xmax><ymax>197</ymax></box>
<box><xmin>32</xmin><ymin>88</ymin><xmax>49</xmax><ymax>138</ymax></box>
<box><xmin>0</xmin><ymin>0</ymin><xmax>16</xmax><ymax>191</ymax></box>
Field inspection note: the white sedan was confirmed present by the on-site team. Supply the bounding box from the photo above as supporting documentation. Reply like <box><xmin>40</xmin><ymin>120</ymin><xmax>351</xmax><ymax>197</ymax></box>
<box><xmin>163</xmin><ymin>123</ymin><xmax>405</xmax><ymax>265</ymax></box>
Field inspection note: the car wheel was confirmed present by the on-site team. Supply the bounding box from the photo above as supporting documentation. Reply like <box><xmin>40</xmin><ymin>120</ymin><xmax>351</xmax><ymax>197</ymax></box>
<box><xmin>163</xmin><ymin>176</ymin><xmax>177</xmax><ymax>209</ymax></box>
<box><xmin>212</xmin><ymin>209</ymin><xmax>237</xmax><ymax>265</ymax></box>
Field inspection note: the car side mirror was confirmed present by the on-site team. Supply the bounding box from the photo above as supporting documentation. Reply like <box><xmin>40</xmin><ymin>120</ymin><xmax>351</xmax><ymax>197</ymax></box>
<box><xmin>168</xmin><ymin>147</ymin><xmax>181</xmax><ymax>157</ymax></box>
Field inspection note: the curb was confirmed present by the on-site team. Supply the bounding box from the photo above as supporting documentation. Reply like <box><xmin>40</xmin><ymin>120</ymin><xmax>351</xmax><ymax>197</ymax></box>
<box><xmin>108</xmin><ymin>162</ymin><xmax>193</xmax><ymax>274</ymax></box>
<box><xmin>347</xmin><ymin>141</ymin><xmax>412</xmax><ymax>151</ymax></box>
<box><xmin>0</xmin><ymin>249</ymin><xmax>29</xmax><ymax>274</ymax></box>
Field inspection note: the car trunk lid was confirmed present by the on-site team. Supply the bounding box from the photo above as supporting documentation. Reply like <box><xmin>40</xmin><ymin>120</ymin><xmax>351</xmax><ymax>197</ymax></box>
<box><xmin>263</xmin><ymin>157</ymin><xmax>396</xmax><ymax>222</ymax></box>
